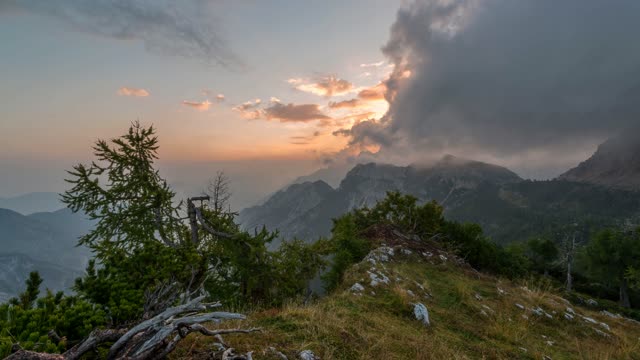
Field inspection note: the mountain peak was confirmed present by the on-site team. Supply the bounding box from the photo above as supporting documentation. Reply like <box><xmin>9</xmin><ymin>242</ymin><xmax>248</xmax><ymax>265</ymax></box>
<box><xmin>559</xmin><ymin>133</ymin><xmax>640</xmax><ymax>191</ymax></box>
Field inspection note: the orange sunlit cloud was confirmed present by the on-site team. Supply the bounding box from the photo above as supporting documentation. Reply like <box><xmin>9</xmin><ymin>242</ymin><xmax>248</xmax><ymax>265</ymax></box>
<box><xmin>117</xmin><ymin>87</ymin><xmax>149</xmax><ymax>97</ymax></box>
<box><xmin>288</xmin><ymin>75</ymin><xmax>355</xmax><ymax>97</ymax></box>
<box><xmin>328</xmin><ymin>98</ymin><xmax>362</xmax><ymax>109</ymax></box>
<box><xmin>357</xmin><ymin>82</ymin><xmax>386</xmax><ymax>101</ymax></box>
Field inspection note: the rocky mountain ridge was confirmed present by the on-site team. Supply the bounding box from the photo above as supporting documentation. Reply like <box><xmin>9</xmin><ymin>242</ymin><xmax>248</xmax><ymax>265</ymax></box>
<box><xmin>559</xmin><ymin>132</ymin><xmax>640</xmax><ymax>191</ymax></box>
<box><xmin>239</xmin><ymin>152</ymin><xmax>640</xmax><ymax>245</ymax></box>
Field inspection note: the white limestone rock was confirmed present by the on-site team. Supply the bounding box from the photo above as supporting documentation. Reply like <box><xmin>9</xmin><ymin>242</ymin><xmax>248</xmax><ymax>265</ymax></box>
<box><xmin>299</xmin><ymin>350</ymin><xmax>319</xmax><ymax>360</ymax></box>
<box><xmin>413</xmin><ymin>303</ymin><xmax>430</xmax><ymax>326</ymax></box>
<box><xmin>350</xmin><ymin>282</ymin><xmax>365</xmax><ymax>293</ymax></box>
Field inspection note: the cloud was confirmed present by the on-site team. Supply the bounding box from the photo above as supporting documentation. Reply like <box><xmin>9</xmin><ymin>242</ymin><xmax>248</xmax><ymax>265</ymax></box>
<box><xmin>360</xmin><ymin>61</ymin><xmax>385</xmax><ymax>68</ymax></box>
<box><xmin>288</xmin><ymin>75</ymin><xmax>355</xmax><ymax>97</ymax></box>
<box><xmin>264</xmin><ymin>103</ymin><xmax>331</xmax><ymax>123</ymax></box>
<box><xmin>337</xmin><ymin>0</ymin><xmax>640</xmax><ymax>178</ymax></box>
<box><xmin>234</xmin><ymin>97</ymin><xmax>332</xmax><ymax>124</ymax></box>
<box><xmin>182</xmin><ymin>100</ymin><xmax>212</xmax><ymax>111</ymax></box>
<box><xmin>232</xmin><ymin>99</ymin><xmax>263</xmax><ymax>119</ymax></box>
<box><xmin>357</xmin><ymin>82</ymin><xmax>386</xmax><ymax>101</ymax></box>
<box><xmin>4</xmin><ymin>0</ymin><xmax>239</xmax><ymax>67</ymax></box>
<box><xmin>117</xmin><ymin>87</ymin><xmax>149</xmax><ymax>97</ymax></box>
<box><xmin>333</xmin><ymin>119</ymin><xmax>393</xmax><ymax>147</ymax></box>
<box><xmin>202</xmin><ymin>90</ymin><xmax>225</xmax><ymax>102</ymax></box>
<box><xmin>328</xmin><ymin>99</ymin><xmax>362</xmax><ymax>109</ymax></box>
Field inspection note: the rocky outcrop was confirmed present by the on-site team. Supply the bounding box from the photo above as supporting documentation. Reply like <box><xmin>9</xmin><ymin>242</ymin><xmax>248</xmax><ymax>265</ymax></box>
<box><xmin>559</xmin><ymin>132</ymin><xmax>640</xmax><ymax>191</ymax></box>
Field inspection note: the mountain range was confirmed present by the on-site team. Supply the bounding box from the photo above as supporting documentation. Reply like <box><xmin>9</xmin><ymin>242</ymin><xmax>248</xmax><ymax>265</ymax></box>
<box><xmin>240</xmin><ymin>135</ymin><xmax>640</xmax><ymax>246</ymax></box>
<box><xmin>0</xmin><ymin>207</ymin><xmax>92</xmax><ymax>301</ymax></box>
<box><xmin>0</xmin><ymin>192</ymin><xmax>64</xmax><ymax>215</ymax></box>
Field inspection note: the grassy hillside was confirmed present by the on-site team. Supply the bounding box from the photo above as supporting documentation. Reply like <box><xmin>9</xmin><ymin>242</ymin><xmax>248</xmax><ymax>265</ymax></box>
<box><xmin>175</xmin><ymin>231</ymin><xmax>640</xmax><ymax>359</ymax></box>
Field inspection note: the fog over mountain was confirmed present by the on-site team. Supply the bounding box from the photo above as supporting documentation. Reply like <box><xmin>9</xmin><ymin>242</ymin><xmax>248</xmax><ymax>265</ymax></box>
<box><xmin>560</xmin><ymin>130</ymin><xmax>640</xmax><ymax>191</ymax></box>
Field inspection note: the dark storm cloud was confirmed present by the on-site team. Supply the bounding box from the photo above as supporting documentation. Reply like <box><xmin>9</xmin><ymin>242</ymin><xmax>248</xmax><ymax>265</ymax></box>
<box><xmin>350</xmin><ymin>0</ymin><xmax>640</xmax><ymax>168</ymax></box>
<box><xmin>3</xmin><ymin>0</ymin><xmax>239</xmax><ymax>67</ymax></box>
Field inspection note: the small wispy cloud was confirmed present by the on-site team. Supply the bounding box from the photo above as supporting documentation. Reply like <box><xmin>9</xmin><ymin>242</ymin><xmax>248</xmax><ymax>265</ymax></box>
<box><xmin>182</xmin><ymin>100</ymin><xmax>212</xmax><ymax>111</ymax></box>
<box><xmin>232</xmin><ymin>99</ymin><xmax>263</xmax><ymax>119</ymax></box>
<box><xmin>289</xmin><ymin>131</ymin><xmax>322</xmax><ymax>145</ymax></box>
<box><xmin>328</xmin><ymin>99</ymin><xmax>362</xmax><ymax>109</ymax></box>
<box><xmin>4</xmin><ymin>0</ymin><xmax>239</xmax><ymax>67</ymax></box>
<box><xmin>360</xmin><ymin>61</ymin><xmax>385</xmax><ymax>68</ymax></box>
<box><xmin>117</xmin><ymin>87</ymin><xmax>149</xmax><ymax>97</ymax></box>
<box><xmin>288</xmin><ymin>75</ymin><xmax>355</xmax><ymax>97</ymax></box>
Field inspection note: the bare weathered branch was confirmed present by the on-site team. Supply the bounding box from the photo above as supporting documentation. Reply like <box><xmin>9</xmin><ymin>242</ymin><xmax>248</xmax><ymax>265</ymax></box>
<box><xmin>195</xmin><ymin>207</ymin><xmax>234</xmax><ymax>239</ymax></box>
<box><xmin>65</xmin><ymin>329</ymin><xmax>127</xmax><ymax>360</ymax></box>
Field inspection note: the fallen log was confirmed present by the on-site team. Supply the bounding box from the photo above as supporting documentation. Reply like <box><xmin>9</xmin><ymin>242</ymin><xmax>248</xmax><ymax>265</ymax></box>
<box><xmin>7</xmin><ymin>295</ymin><xmax>259</xmax><ymax>360</ymax></box>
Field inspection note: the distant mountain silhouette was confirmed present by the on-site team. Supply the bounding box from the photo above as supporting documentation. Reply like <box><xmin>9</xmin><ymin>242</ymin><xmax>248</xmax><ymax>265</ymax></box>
<box><xmin>0</xmin><ymin>192</ymin><xmax>64</xmax><ymax>215</ymax></box>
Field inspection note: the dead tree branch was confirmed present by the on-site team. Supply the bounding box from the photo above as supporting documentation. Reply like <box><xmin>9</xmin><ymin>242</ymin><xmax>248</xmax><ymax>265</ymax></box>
<box><xmin>7</xmin><ymin>293</ymin><xmax>259</xmax><ymax>360</ymax></box>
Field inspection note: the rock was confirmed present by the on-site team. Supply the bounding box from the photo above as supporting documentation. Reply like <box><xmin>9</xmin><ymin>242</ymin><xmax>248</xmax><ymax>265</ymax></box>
<box><xmin>582</xmin><ymin>316</ymin><xmax>598</xmax><ymax>325</ymax></box>
<box><xmin>600</xmin><ymin>310</ymin><xmax>620</xmax><ymax>318</ymax></box>
<box><xmin>599</xmin><ymin>322</ymin><xmax>611</xmax><ymax>331</ymax></box>
<box><xmin>298</xmin><ymin>350</ymin><xmax>319</xmax><ymax>360</ymax></box>
<box><xmin>474</xmin><ymin>293</ymin><xmax>483</xmax><ymax>301</ymax></box>
<box><xmin>413</xmin><ymin>303</ymin><xmax>430</xmax><ymax>326</ymax></box>
<box><xmin>543</xmin><ymin>356</ymin><xmax>552</xmax><ymax>360</ymax></box>
<box><xmin>480</xmin><ymin>310</ymin><xmax>488</xmax><ymax>317</ymax></box>
<box><xmin>368</xmin><ymin>270</ymin><xmax>390</xmax><ymax>286</ymax></box>
<box><xmin>439</xmin><ymin>254</ymin><xmax>448</xmax><ymax>261</ymax></box>
<box><xmin>350</xmin><ymin>283</ymin><xmax>365</xmax><ymax>293</ymax></box>
<box><xmin>519</xmin><ymin>347</ymin><xmax>528</xmax><ymax>353</ymax></box>
<box><xmin>566</xmin><ymin>307</ymin><xmax>575</xmax><ymax>315</ymax></box>
<box><xmin>407</xmin><ymin>290</ymin><xmax>416</xmax><ymax>297</ymax></box>
<box><xmin>586</xmin><ymin>298</ymin><xmax>598</xmax><ymax>306</ymax></box>
<box><xmin>515</xmin><ymin>303</ymin><xmax>525</xmax><ymax>310</ymax></box>
<box><xmin>401</xmin><ymin>248</ymin><xmax>413</xmax><ymax>255</ymax></box>
<box><xmin>532</xmin><ymin>307</ymin><xmax>544</xmax><ymax>316</ymax></box>
<box><xmin>545</xmin><ymin>340</ymin><xmax>555</xmax><ymax>346</ymax></box>
<box><xmin>364</xmin><ymin>246</ymin><xmax>395</xmax><ymax>265</ymax></box>
<box><xmin>564</xmin><ymin>312</ymin><xmax>574</xmax><ymax>320</ymax></box>
<box><xmin>497</xmin><ymin>287</ymin><xmax>505</xmax><ymax>295</ymax></box>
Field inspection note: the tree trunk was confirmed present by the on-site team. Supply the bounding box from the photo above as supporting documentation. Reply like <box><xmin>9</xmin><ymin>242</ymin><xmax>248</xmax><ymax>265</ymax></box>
<box><xmin>620</xmin><ymin>277</ymin><xmax>631</xmax><ymax>308</ymax></box>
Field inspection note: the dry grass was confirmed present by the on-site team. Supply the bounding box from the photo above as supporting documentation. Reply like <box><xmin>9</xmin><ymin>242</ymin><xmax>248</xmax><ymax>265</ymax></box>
<box><xmin>173</xmin><ymin>248</ymin><xmax>640</xmax><ymax>360</ymax></box>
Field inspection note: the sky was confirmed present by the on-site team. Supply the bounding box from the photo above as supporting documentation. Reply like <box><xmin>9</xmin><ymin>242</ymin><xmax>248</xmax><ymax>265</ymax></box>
<box><xmin>1</xmin><ymin>0</ymin><xmax>639</xmax><ymax>209</ymax></box>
